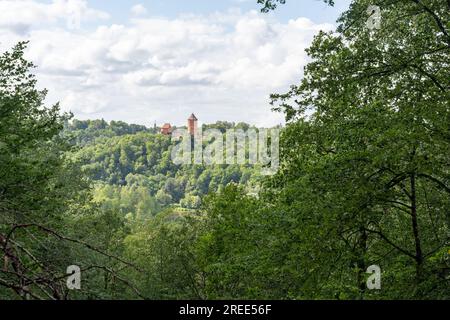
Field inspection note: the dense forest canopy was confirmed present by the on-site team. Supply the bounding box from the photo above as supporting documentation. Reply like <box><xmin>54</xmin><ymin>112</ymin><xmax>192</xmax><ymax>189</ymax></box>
<box><xmin>64</xmin><ymin>119</ymin><xmax>264</xmax><ymax>211</ymax></box>
<box><xmin>0</xmin><ymin>0</ymin><xmax>449</xmax><ymax>300</ymax></box>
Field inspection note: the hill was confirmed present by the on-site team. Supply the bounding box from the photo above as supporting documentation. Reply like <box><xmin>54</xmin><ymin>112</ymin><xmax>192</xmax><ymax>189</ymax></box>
<box><xmin>64</xmin><ymin>120</ymin><xmax>263</xmax><ymax>217</ymax></box>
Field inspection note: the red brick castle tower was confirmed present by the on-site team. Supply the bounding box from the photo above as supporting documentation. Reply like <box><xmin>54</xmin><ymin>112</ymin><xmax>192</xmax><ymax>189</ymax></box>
<box><xmin>188</xmin><ymin>113</ymin><xmax>198</xmax><ymax>136</ymax></box>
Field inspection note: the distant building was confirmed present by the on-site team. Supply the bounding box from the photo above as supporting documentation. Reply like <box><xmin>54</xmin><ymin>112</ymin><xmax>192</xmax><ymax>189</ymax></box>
<box><xmin>161</xmin><ymin>123</ymin><xmax>172</xmax><ymax>135</ymax></box>
<box><xmin>160</xmin><ymin>114</ymin><xmax>198</xmax><ymax>136</ymax></box>
<box><xmin>188</xmin><ymin>113</ymin><xmax>198</xmax><ymax>136</ymax></box>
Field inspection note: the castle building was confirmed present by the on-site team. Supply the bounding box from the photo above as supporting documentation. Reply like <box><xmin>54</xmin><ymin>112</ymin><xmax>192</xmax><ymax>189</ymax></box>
<box><xmin>188</xmin><ymin>113</ymin><xmax>198</xmax><ymax>136</ymax></box>
<box><xmin>161</xmin><ymin>123</ymin><xmax>172</xmax><ymax>135</ymax></box>
<box><xmin>160</xmin><ymin>114</ymin><xmax>198</xmax><ymax>136</ymax></box>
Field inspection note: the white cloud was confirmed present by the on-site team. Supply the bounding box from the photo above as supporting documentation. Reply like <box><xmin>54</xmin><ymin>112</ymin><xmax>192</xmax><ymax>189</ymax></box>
<box><xmin>131</xmin><ymin>4</ymin><xmax>148</xmax><ymax>16</ymax></box>
<box><xmin>0</xmin><ymin>2</ymin><xmax>334</xmax><ymax>127</ymax></box>
<box><xmin>0</xmin><ymin>0</ymin><xmax>109</xmax><ymax>34</ymax></box>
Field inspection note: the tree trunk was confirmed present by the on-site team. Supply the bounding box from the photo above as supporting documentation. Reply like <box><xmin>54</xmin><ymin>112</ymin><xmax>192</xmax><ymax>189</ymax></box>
<box><xmin>356</xmin><ymin>227</ymin><xmax>367</xmax><ymax>299</ymax></box>
<box><xmin>410</xmin><ymin>173</ymin><xmax>423</xmax><ymax>282</ymax></box>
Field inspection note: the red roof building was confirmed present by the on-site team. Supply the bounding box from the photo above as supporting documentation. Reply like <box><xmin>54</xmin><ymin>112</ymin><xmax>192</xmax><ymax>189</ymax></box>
<box><xmin>188</xmin><ymin>113</ymin><xmax>198</xmax><ymax>136</ymax></box>
<box><xmin>161</xmin><ymin>123</ymin><xmax>172</xmax><ymax>135</ymax></box>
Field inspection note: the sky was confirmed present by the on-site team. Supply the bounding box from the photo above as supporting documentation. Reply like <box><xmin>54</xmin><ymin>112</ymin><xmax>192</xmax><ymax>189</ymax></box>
<box><xmin>0</xmin><ymin>0</ymin><xmax>352</xmax><ymax>127</ymax></box>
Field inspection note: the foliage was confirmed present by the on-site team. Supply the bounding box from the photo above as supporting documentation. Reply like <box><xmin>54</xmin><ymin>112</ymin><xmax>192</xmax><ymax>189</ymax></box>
<box><xmin>1</xmin><ymin>0</ymin><xmax>449</xmax><ymax>300</ymax></box>
<box><xmin>0</xmin><ymin>43</ymin><xmax>141</xmax><ymax>300</ymax></box>
<box><xmin>257</xmin><ymin>0</ymin><xmax>334</xmax><ymax>13</ymax></box>
<box><xmin>66</xmin><ymin>125</ymin><xmax>263</xmax><ymax>211</ymax></box>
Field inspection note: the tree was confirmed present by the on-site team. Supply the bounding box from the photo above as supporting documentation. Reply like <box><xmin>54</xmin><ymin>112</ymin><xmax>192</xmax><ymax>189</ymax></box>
<box><xmin>267</xmin><ymin>0</ymin><xmax>449</xmax><ymax>298</ymax></box>
<box><xmin>257</xmin><ymin>0</ymin><xmax>334</xmax><ymax>13</ymax></box>
<box><xmin>0</xmin><ymin>43</ymin><xmax>141</xmax><ymax>300</ymax></box>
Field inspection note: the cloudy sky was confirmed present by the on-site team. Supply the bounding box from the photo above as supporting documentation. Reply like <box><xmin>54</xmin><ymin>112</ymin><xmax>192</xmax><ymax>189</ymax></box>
<box><xmin>0</xmin><ymin>0</ymin><xmax>351</xmax><ymax>127</ymax></box>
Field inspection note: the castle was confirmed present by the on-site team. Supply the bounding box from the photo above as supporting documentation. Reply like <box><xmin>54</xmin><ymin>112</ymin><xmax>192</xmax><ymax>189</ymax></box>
<box><xmin>187</xmin><ymin>113</ymin><xmax>198</xmax><ymax>136</ymax></box>
<box><xmin>160</xmin><ymin>113</ymin><xmax>198</xmax><ymax>136</ymax></box>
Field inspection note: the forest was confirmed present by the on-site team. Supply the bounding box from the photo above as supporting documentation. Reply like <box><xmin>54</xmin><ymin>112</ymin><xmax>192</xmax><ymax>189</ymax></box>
<box><xmin>0</xmin><ymin>0</ymin><xmax>449</xmax><ymax>300</ymax></box>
